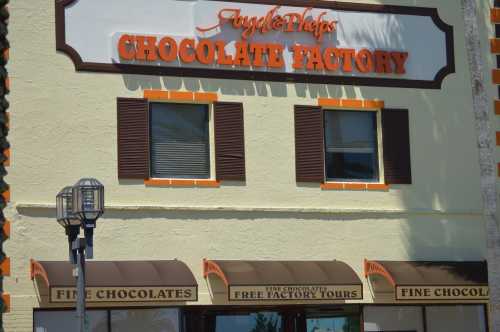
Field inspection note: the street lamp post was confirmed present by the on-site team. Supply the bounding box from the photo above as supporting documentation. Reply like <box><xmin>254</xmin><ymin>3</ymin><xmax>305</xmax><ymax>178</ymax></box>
<box><xmin>56</xmin><ymin>178</ymin><xmax>104</xmax><ymax>332</ymax></box>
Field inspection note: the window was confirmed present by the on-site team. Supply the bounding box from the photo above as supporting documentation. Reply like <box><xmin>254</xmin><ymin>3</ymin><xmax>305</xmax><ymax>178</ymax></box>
<box><xmin>324</xmin><ymin>110</ymin><xmax>380</xmax><ymax>182</ymax></box>
<box><xmin>294</xmin><ymin>105</ymin><xmax>411</xmax><ymax>185</ymax></box>
<box><xmin>150</xmin><ymin>103</ymin><xmax>210</xmax><ymax>179</ymax></box>
<box><xmin>306</xmin><ymin>308</ymin><xmax>361</xmax><ymax>332</ymax></box>
<box><xmin>111</xmin><ymin>308</ymin><xmax>181</xmax><ymax>332</ymax></box>
<box><xmin>426</xmin><ymin>305</ymin><xmax>486</xmax><ymax>332</ymax></box>
<box><xmin>34</xmin><ymin>309</ymin><xmax>181</xmax><ymax>332</ymax></box>
<box><xmin>34</xmin><ymin>310</ymin><xmax>108</xmax><ymax>332</ymax></box>
<box><xmin>363</xmin><ymin>306</ymin><xmax>424</xmax><ymax>332</ymax></box>
<box><xmin>117</xmin><ymin>97</ymin><xmax>246</xmax><ymax>182</ymax></box>
<box><xmin>208</xmin><ymin>311</ymin><xmax>284</xmax><ymax>332</ymax></box>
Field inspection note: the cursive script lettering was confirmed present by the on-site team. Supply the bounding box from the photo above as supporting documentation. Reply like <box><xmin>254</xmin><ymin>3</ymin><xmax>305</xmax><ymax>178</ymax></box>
<box><xmin>196</xmin><ymin>6</ymin><xmax>337</xmax><ymax>41</ymax></box>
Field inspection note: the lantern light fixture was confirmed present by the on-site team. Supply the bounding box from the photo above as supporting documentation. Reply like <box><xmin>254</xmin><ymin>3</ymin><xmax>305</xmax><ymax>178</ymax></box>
<box><xmin>56</xmin><ymin>186</ymin><xmax>81</xmax><ymax>229</ymax></box>
<box><xmin>72</xmin><ymin>178</ymin><xmax>105</xmax><ymax>227</ymax></box>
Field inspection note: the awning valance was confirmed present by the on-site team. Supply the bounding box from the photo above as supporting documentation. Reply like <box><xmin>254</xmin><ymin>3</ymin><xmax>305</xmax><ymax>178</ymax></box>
<box><xmin>203</xmin><ymin>259</ymin><xmax>363</xmax><ymax>301</ymax></box>
<box><xmin>364</xmin><ymin>259</ymin><xmax>489</xmax><ymax>301</ymax></box>
<box><xmin>30</xmin><ymin>259</ymin><xmax>198</xmax><ymax>303</ymax></box>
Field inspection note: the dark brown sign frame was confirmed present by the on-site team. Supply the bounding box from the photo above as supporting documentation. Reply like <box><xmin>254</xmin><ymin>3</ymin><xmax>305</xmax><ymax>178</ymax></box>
<box><xmin>55</xmin><ymin>0</ymin><xmax>455</xmax><ymax>89</ymax></box>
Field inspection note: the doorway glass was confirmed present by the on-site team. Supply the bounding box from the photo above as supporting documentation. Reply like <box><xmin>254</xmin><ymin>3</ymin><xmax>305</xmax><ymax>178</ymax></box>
<box><xmin>306</xmin><ymin>310</ymin><xmax>360</xmax><ymax>332</ymax></box>
<box><xmin>214</xmin><ymin>312</ymin><xmax>283</xmax><ymax>332</ymax></box>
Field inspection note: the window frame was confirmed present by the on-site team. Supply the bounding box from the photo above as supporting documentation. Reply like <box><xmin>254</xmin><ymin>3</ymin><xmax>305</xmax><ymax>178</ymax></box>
<box><xmin>322</xmin><ymin>107</ymin><xmax>385</xmax><ymax>184</ymax></box>
<box><xmin>148</xmin><ymin>100</ymin><xmax>216</xmax><ymax>181</ymax></box>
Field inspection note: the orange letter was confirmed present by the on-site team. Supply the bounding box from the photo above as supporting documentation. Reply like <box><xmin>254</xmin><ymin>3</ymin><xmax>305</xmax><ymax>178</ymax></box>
<box><xmin>374</xmin><ymin>50</ymin><xmax>392</xmax><ymax>73</ymax></box>
<box><xmin>157</xmin><ymin>37</ymin><xmax>177</xmax><ymax>62</ymax></box>
<box><xmin>250</xmin><ymin>43</ymin><xmax>267</xmax><ymax>67</ymax></box>
<box><xmin>272</xmin><ymin>15</ymin><xmax>285</xmax><ymax>30</ymax></box>
<box><xmin>118</xmin><ymin>34</ymin><xmax>136</xmax><ymax>60</ymax></box>
<box><xmin>284</xmin><ymin>13</ymin><xmax>301</xmax><ymax>32</ymax></box>
<box><xmin>292</xmin><ymin>45</ymin><xmax>307</xmax><ymax>69</ymax></box>
<box><xmin>355</xmin><ymin>49</ymin><xmax>374</xmax><ymax>73</ymax></box>
<box><xmin>216</xmin><ymin>40</ymin><xmax>234</xmax><ymax>66</ymax></box>
<box><xmin>323</xmin><ymin>47</ymin><xmax>340</xmax><ymax>71</ymax></box>
<box><xmin>196</xmin><ymin>39</ymin><xmax>215</xmax><ymax>65</ymax></box>
<box><xmin>136</xmin><ymin>36</ymin><xmax>157</xmax><ymax>61</ymax></box>
<box><xmin>234</xmin><ymin>42</ymin><xmax>251</xmax><ymax>67</ymax></box>
<box><xmin>306</xmin><ymin>46</ymin><xmax>324</xmax><ymax>71</ymax></box>
<box><xmin>267</xmin><ymin>44</ymin><xmax>285</xmax><ymax>68</ymax></box>
<box><xmin>339</xmin><ymin>48</ymin><xmax>355</xmax><ymax>72</ymax></box>
<box><xmin>179</xmin><ymin>39</ymin><xmax>196</xmax><ymax>64</ymax></box>
<box><xmin>391</xmin><ymin>52</ymin><xmax>409</xmax><ymax>74</ymax></box>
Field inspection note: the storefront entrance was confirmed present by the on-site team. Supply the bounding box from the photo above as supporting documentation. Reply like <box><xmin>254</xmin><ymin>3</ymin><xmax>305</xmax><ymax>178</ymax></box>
<box><xmin>34</xmin><ymin>304</ymin><xmax>488</xmax><ymax>332</ymax></box>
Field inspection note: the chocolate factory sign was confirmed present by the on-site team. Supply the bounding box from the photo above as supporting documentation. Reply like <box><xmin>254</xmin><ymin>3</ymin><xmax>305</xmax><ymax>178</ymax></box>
<box><xmin>56</xmin><ymin>0</ymin><xmax>454</xmax><ymax>88</ymax></box>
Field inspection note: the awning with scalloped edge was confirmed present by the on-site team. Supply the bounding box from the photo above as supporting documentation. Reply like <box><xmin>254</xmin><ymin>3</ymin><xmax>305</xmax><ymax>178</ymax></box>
<box><xmin>203</xmin><ymin>259</ymin><xmax>363</xmax><ymax>302</ymax></box>
<box><xmin>364</xmin><ymin>259</ymin><xmax>489</xmax><ymax>301</ymax></box>
<box><xmin>30</xmin><ymin>259</ymin><xmax>198</xmax><ymax>304</ymax></box>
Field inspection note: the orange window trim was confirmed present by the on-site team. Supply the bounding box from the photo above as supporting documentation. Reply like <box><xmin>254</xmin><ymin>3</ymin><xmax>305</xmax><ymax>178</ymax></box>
<box><xmin>144</xmin><ymin>90</ymin><xmax>169</xmax><ymax>100</ymax></box>
<box><xmin>169</xmin><ymin>91</ymin><xmax>194</xmax><ymax>101</ymax></box>
<box><xmin>495</xmin><ymin>100</ymin><xmax>500</xmax><ymax>115</ymax></box>
<box><xmin>321</xmin><ymin>182</ymin><xmax>390</xmax><ymax>191</ymax></box>
<box><xmin>318</xmin><ymin>98</ymin><xmax>384</xmax><ymax>109</ymax></box>
<box><xmin>145</xmin><ymin>179</ymin><xmax>220</xmax><ymax>188</ymax></box>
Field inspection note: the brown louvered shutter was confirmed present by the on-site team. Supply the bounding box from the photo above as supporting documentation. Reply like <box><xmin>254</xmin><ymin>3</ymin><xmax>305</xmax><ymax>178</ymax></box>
<box><xmin>117</xmin><ymin>97</ymin><xmax>150</xmax><ymax>179</ymax></box>
<box><xmin>382</xmin><ymin>109</ymin><xmax>412</xmax><ymax>184</ymax></box>
<box><xmin>214</xmin><ymin>102</ymin><xmax>246</xmax><ymax>181</ymax></box>
<box><xmin>294</xmin><ymin>105</ymin><xmax>325</xmax><ymax>183</ymax></box>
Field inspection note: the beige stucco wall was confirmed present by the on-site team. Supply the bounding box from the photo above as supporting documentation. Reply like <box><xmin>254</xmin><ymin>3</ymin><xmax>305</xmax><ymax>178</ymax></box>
<box><xmin>4</xmin><ymin>0</ymin><xmax>495</xmax><ymax>331</ymax></box>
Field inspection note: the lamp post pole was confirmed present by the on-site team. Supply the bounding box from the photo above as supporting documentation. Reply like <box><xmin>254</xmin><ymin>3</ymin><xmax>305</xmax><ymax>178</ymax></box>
<box><xmin>57</xmin><ymin>179</ymin><xmax>104</xmax><ymax>332</ymax></box>
<box><xmin>74</xmin><ymin>238</ymin><xmax>87</xmax><ymax>332</ymax></box>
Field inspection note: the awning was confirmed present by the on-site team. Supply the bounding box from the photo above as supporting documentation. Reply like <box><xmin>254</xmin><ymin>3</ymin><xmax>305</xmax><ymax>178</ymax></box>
<box><xmin>30</xmin><ymin>259</ymin><xmax>198</xmax><ymax>303</ymax></box>
<box><xmin>364</xmin><ymin>259</ymin><xmax>489</xmax><ymax>301</ymax></box>
<box><xmin>203</xmin><ymin>259</ymin><xmax>363</xmax><ymax>301</ymax></box>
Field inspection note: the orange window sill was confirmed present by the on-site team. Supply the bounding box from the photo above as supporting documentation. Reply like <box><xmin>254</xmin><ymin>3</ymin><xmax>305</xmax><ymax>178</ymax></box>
<box><xmin>144</xmin><ymin>179</ymin><xmax>221</xmax><ymax>188</ymax></box>
<box><xmin>321</xmin><ymin>182</ymin><xmax>390</xmax><ymax>191</ymax></box>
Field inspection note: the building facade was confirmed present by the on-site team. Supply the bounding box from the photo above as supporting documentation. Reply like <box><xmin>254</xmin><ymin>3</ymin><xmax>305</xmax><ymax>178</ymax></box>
<box><xmin>4</xmin><ymin>0</ymin><xmax>500</xmax><ymax>331</ymax></box>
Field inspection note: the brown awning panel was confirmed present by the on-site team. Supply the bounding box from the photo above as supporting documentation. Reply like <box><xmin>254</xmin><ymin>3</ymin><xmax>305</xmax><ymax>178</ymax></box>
<box><xmin>204</xmin><ymin>259</ymin><xmax>363</xmax><ymax>301</ymax></box>
<box><xmin>30</xmin><ymin>259</ymin><xmax>198</xmax><ymax>303</ymax></box>
<box><xmin>364</xmin><ymin>259</ymin><xmax>489</xmax><ymax>301</ymax></box>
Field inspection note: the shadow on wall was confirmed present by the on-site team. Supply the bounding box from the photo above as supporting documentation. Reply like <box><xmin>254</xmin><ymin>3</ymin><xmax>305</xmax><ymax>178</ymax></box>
<box><xmin>122</xmin><ymin>74</ymin><xmax>362</xmax><ymax>100</ymax></box>
<box><xmin>391</xmin><ymin>1</ymin><xmax>492</xmax><ymax>262</ymax></box>
<box><xmin>116</xmin><ymin>2</ymin><xmax>489</xmax><ymax>263</ymax></box>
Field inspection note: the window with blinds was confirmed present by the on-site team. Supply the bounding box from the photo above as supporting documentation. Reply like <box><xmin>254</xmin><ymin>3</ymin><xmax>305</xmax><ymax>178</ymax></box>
<box><xmin>324</xmin><ymin>110</ymin><xmax>379</xmax><ymax>182</ymax></box>
<box><xmin>150</xmin><ymin>103</ymin><xmax>210</xmax><ymax>179</ymax></box>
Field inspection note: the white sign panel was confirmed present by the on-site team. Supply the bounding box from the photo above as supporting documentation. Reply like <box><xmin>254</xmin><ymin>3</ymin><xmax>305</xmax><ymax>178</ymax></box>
<box><xmin>56</xmin><ymin>0</ymin><xmax>454</xmax><ymax>88</ymax></box>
